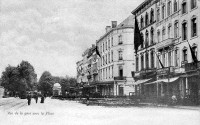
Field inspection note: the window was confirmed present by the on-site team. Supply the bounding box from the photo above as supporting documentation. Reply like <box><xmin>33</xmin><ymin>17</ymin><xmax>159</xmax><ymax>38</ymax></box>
<box><xmin>182</xmin><ymin>22</ymin><xmax>187</xmax><ymax>40</ymax></box>
<box><xmin>168</xmin><ymin>24</ymin><xmax>172</xmax><ymax>38</ymax></box>
<box><xmin>119</xmin><ymin>66</ymin><xmax>123</xmax><ymax>77</ymax></box>
<box><xmin>108</xmin><ymin>52</ymin><xmax>110</xmax><ymax>63</ymax></box>
<box><xmin>105</xmin><ymin>54</ymin><xmax>107</xmax><ymax>64</ymax></box>
<box><xmin>151</xmin><ymin>51</ymin><xmax>154</xmax><ymax>68</ymax></box>
<box><xmin>150</xmin><ymin>9</ymin><xmax>154</xmax><ymax>23</ymax></box>
<box><xmin>157</xmin><ymin>9</ymin><xmax>160</xmax><ymax>22</ymax></box>
<box><xmin>162</xmin><ymin>53</ymin><xmax>165</xmax><ymax>67</ymax></box>
<box><xmin>182</xmin><ymin>2</ymin><xmax>187</xmax><ymax>14</ymax></box>
<box><xmin>145</xmin><ymin>12</ymin><xmax>149</xmax><ymax>26</ymax></box>
<box><xmin>108</xmin><ymin>39</ymin><xmax>110</xmax><ymax>49</ymax></box>
<box><xmin>192</xmin><ymin>46</ymin><xmax>198</xmax><ymax>59</ymax></box>
<box><xmin>118</xmin><ymin>50</ymin><xmax>123</xmax><ymax>60</ymax></box>
<box><xmin>111</xmin><ymin>37</ymin><xmax>113</xmax><ymax>46</ymax></box>
<box><xmin>175</xmin><ymin>49</ymin><xmax>179</xmax><ymax>66</ymax></box>
<box><xmin>191</xmin><ymin>17</ymin><xmax>197</xmax><ymax>37</ymax></box>
<box><xmin>150</xmin><ymin>28</ymin><xmax>154</xmax><ymax>45</ymax></box>
<box><xmin>145</xmin><ymin>30</ymin><xmax>149</xmax><ymax>47</ymax></box>
<box><xmin>157</xmin><ymin>30</ymin><xmax>160</xmax><ymax>42</ymax></box>
<box><xmin>103</xmin><ymin>42</ymin><xmax>104</xmax><ymax>52</ymax></box>
<box><xmin>112</xmin><ymin>66</ymin><xmax>113</xmax><ymax>78</ymax></box>
<box><xmin>174</xmin><ymin>0</ymin><xmax>178</xmax><ymax>12</ymax></box>
<box><xmin>141</xmin><ymin>33</ymin><xmax>144</xmax><ymax>48</ymax></box>
<box><xmin>183</xmin><ymin>49</ymin><xmax>187</xmax><ymax>61</ymax></box>
<box><xmin>136</xmin><ymin>56</ymin><xmax>139</xmax><ymax>71</ymax></box>
<box><xmin>191</xmin><ymin>0</ymin><xmax>197</xmax><ymax>10</ymax></box>
<box><xmin>141</xmin><ymin>16</ymin><xmax>144</xmax><ymax>28</ymax></box>
<box><xmin>157</xmin><ymin>54</ymin><xmax>161</xmax><ymax>68</ymax></box>
<box><xmin>162</xmin><ymin>27</ymin><xmax>166</xmax><ymax>41</ymax></box>
<box><xmin>141</xmin><ymin>55</ymin><xmax>144</xmax><ymax>70</ymax></box>
<box><xmin>168</xmin><ymin>51</ymin><xmax>172</xmax><ymax>66</ymax></box>
<box><xmin>146</xmin><ymin>53</ymin><xmax>149</xmax><ymax>69</ymax></box>
<box><xmin>106</xmin><ymin>41</ymin><xmax>107</xmax><ymax>50</ymax></box>
<box><xmin>174</xmin><ymin>21</ymin><xmax>179</xmax><ymax>38</ymax></box>
<box><xmin>168</xmin><ymin>1</ymin><xmax>172</xmax><ymax>16</ymax></box>
<box><xmin>118</xmin><ymin>35</ymin><xmax>122</xmax><ymax>44</ymax></box>
<box><xmin>111</xmin><ymin>50</ymin><xmax>113</xmax><ymax>62</ymax></box>
<box><xmin>162</xmin><ymin>5</ymin><xmax>165</xmax><ymax>19</ymax></box>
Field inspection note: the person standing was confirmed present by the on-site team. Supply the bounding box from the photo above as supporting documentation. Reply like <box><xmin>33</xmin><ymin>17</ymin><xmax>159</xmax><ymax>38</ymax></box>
<box><xmin>27</xmin><ymin>92</ymin><xmax>31</xmax><ymax>105</ymax></box>
<box><xmin>34</xmin><ymin>93</ymin><xmax>38</xmax><ymax>103</ymax></box>
<box><xmin>41</xmin><ymin>94</ymin><xmax>44</xmax><ymax>103</ymax></box>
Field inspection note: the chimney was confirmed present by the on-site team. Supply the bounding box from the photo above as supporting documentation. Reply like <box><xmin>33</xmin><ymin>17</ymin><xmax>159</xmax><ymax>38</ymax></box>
<box><xmin>111</xmin><ymin>21</ymin><xmax>117</xmax><ymax>28</ymax></box>
<box><xmin>105</xmin><ymin>26</ymin><xmax>111</xmax><ymax>33</ymax></box>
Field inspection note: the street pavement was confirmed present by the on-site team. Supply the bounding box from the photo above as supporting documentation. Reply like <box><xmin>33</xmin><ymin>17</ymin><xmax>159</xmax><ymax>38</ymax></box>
<box><xmin>0</xmin><ymin>97</ymin><xmax>200</xmax><ymax>125</ymax></box>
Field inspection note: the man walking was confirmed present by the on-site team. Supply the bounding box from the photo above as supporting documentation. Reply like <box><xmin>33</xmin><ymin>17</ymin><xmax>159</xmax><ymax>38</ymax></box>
<box><xmin>27</xmin><ymin>92</ymin><xmax>31</xmax><ymax>105</ymax></box>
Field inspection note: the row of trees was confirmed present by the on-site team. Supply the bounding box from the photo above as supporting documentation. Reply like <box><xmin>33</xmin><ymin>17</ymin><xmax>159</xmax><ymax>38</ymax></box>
<box><xmin>38</xmin><ymin>71</ymin><xmax>77</xmax><ymax>96</ymax></box>
<box><xmin>0</xmin><ymin>60</ymin><xmax>77</xmax><ymax>97</ymax></box>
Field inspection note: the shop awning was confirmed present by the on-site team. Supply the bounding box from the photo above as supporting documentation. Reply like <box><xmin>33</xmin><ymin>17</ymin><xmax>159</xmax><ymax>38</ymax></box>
<box><xmin>145</xmin><ymin>77</ymin><xmax>180</xmax><ymax>85</ymax></box>
<box><xmin>126</xmin><ymin>78</ymin><xmax>152</xmax><ymax>86</ymax></box>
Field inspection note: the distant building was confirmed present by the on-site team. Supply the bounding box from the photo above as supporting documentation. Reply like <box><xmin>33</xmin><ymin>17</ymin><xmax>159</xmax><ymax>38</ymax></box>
<box><xmin>53</xmin><ymin>83</ymin><xmax>61</xmax><ymax>96</ymax></box>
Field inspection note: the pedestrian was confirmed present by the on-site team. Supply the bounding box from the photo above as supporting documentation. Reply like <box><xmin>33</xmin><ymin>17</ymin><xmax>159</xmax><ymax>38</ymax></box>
<box><xmin>27</xmin><ymin>92</ymin><xmax>31</xmax><ymax>105</ymax></box>
<box><xmin>41</xmin><ymin>94</ymin><xmax>45</xmax><ymax>103</ymax></box>
<box><xmin>34</xmin><ymin>93</ymin><xmax>38</xmax><ymax>103</ymax></box>
<box><xmin>86</xmin><ymin>94</ymin><xmax>90</xmax><ymax>106</ymax></box>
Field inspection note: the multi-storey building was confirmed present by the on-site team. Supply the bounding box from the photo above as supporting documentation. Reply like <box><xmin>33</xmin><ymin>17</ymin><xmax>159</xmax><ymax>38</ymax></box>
<box><xmin>132</xmin><ymin>0</ymin><xmax>200</xmax><ymax>104</ymax></box>
<box><xmin>95</xmin><ymin>16</ymin><xmax>135</xmax><ymax>96</ymax></box>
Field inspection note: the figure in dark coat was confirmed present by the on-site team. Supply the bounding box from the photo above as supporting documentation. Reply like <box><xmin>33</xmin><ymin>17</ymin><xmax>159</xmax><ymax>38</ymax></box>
<box><xmin>34</xmin><ymin>93</ymin><xmax>38</xmax><ymax>103</ymax></box>
<box><xmin>27</xmin><ymin>93</ymin><xmax>31</xmax><ymax>105</ymax></box>
<box><xmin>40</xmin><ymin>95</ymin><xmax>45</xmax><ymax>103</ymax></box>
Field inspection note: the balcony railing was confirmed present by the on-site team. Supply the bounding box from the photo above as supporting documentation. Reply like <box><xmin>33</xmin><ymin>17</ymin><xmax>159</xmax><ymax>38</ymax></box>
<box><xmin>156</xmin><ymin>38</ymin><xmax>174</xmax><ymax>49</ymax></box>
<box><xmin>114</xmin><ymin>76</ymin><xmax>126</xmax><ymax>80</ymax></box>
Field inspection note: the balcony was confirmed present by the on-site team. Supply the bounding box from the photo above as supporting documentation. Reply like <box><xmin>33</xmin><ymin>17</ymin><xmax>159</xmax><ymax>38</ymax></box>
<box><xmin>156</xmin><ymin>38</ymin><xmax>174</xmax><ymax>49</ymax></box>
<box><xmin>114</xmin><ymin>76</ymin><xmax>126</xmax><ymax>80</ymax></box>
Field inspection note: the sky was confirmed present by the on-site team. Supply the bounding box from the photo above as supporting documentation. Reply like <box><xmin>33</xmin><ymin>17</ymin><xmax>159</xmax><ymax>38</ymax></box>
<box><xmin>0</xmin><ymin>0</ymin><xmax>143</xmax><ymax>78</ymax></box>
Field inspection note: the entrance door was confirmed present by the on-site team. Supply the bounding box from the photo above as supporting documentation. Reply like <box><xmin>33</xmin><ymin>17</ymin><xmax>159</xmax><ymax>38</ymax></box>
<box><xmin>119</xmin><ymin>86</ymin><xmax>124</xmax><ymax>96</ymax></box>
<box><xmin>190</xmin><ymin>82</ymin><xmax>199</xmax><ymax>104</ymax></box>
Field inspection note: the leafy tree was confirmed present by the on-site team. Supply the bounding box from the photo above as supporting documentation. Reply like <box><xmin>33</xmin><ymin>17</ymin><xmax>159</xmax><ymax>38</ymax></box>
<box><xmin>38</xmin><ymin>71</ymin><xmax>54</xmax><ymax>96</ymax></box>
<box><xmin>1</xmin><ymin>61</ymin><xmax>37</xmax><ymax>95</ymax></box>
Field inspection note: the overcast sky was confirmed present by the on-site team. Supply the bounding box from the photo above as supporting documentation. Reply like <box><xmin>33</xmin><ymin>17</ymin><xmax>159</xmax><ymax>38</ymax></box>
<box><xmin>0</xmin><ymin>0</ymin><xmax>143</xmax><ymax>78</ymax></box>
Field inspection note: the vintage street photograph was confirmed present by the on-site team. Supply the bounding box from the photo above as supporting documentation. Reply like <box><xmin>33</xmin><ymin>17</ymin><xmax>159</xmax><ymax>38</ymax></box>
<box><xmin>0</xmin><ymin>0</ymin><xmax>200</xmax><ymax>125</ymax></box>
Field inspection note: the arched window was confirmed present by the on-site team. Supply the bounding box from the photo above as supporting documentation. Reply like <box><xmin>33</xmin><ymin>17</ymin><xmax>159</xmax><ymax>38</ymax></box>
<box><xmin>157</xmin><ymin>9</ymin><xmax>160</xmax><ymax>22</ymax></box>
<box><xmin>167</xmin><ymin>1</ymin><xmax>172</xmax><ymax>16</ymax></box>
<box><xmin>141</xmin><ymin>54</ymin><xmax>144</xmax><ymax>70</ymax></box>
<box><xmin>150</xmin><ymin>27</ymin><xmax>154</xmax><ymax>45</ymax></box>
<box><xmin>162</xmin><ymin>27</ymin><xmax>166</xmax><ymax>41</ymax></box>
<box><xmin>174</xmin><ymin>21</ymin><xmax>179</xmax><ymax>38</ymax></box>
<box><xmin>191</xmin><ymin>16</ymin><xmax>197</xmax><ymax>37</ymax></box>
<box><xmin>157</xmin><ymin>30</ymin><xmax>160</xmax><ymax>42</ymax></box>
<box><xmin>168</xmin><ymin>23</ymin><xmax>172</xmax><ymax>38</ymax></box>
<box><xmin>141</xmin><ymin>33</ymin><xmax>144</xmax><ymax>48</ymax></box>
<box><xmin>182</xmin><ymin>1</ymin><xmax>187</xmax><ymax>14</ymax></box>
<box><xmin>192</xmin><ymin>44</ymin><xmax>198</xmax><ymax>59</ymax></box>
<box><xmin>146</xmin><ymin>52</ymin><xmax>149</xmax><ymax>69</ymax></box>
<box><xmin>151</xmin><ymin>51</ymin><xmax>154</xmax><ymax>68</ymax></box>
<box><xmin>145</xmin><ymin>12</ymin><xmax>149</xmax><ymax>26</ymax></box>
<box><xmin>141</xmin><ymin>16</ymin><xmax>144</xmax><ymax>28</ymax></box>
<box><xmin>150</xmin><ymin>9</ymin><xmax>154</xmax><ymax>23</ymax></box>
<box><xmin>174</xmin><ymin>0</ymin><xmax>178</xmax><ymax>12</ymax></box>
<box><xmin>182</xmin><ymin>21</ymin><xmax>187</xmax><ymax>40</ymax></box>
<box><xmin>191</xmin><ymin>0</ymin><xmax>197</xmax><ymax>10</ymax></box>
<box><xmin>145</xmin><ymin>30</ymin><xmax>149</xmax><ymax>47</ymax></box>
<box><xmin>182</xmin><ymin>47</ymin><xmax>188</xmax><ymax>61</ymax></box>
<box><xmin>136</xmin><ymin>56</ymin><xmax>139</xmax><ymax>71</ymax></box>
<box><xmin>162</xmin><ymin>5</ymin><xmax>166</xmax><ymax>19</ymax></box>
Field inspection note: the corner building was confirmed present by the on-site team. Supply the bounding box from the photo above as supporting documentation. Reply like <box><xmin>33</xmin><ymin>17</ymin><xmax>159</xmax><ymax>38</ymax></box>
<box><xmin>132</xmin><ymin>0</ymin><xmax>200</xmax><ymax>105</ymax></box>
<box><xmin>96</xmin><ymin>16</ymin><xmax>135</xmax><ymax>97</ymax></box>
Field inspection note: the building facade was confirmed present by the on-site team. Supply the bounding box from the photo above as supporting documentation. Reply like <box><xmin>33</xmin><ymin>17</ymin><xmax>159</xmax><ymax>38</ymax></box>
<box><xmin>132</xmin><ymin>0</ymin><xmax>200</xmax><ymax>105</ymax></box>
<box><xmin>96</xmin><ymin>16</ymin><xmax>135</xmax><ymax>97</ymax></box>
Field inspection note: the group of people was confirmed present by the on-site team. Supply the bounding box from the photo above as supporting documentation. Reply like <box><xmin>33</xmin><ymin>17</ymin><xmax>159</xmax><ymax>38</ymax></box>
<box><xmin>27</xmin><ymin>92</ymin><xmax>45</xmax><ymax>105</ymax></box>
